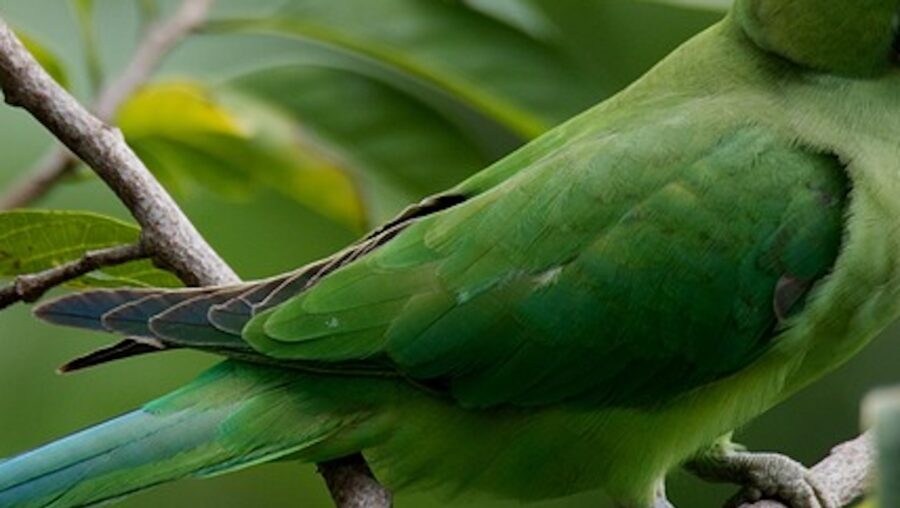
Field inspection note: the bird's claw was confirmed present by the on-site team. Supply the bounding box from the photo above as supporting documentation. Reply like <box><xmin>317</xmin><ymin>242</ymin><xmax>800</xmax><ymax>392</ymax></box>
<box><xmin>689</xmin><ymin>451</ymin><xmax>837</xmax><ymax>508</ymax></box>
<box><xmin>723</xmin><ymin>453</ymin><xmax>836</xmax><ymax>508</ymax></box>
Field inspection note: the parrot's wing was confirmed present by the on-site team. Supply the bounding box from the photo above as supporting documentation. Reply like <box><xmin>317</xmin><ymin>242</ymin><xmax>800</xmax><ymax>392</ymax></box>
<box><xmin>32</xmin><ymin>108</ymin><xmax>595</xmax><ymax>371</ymax></box>
<box><xmin>36</xmin><ymin>192</ymin><xmax>462</xmax><ymax>371</ymax></box>
<box><xmin>247</xmin><ymin>125</ymin><xmax>849</xmax><ymax>408</ymax></box>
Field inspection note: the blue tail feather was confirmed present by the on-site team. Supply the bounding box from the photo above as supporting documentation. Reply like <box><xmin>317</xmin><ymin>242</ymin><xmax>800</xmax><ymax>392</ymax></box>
<box><xmin>0</xmin><ymin>362</ymin><xmax>344</xmax><ymax>507</ymax></box>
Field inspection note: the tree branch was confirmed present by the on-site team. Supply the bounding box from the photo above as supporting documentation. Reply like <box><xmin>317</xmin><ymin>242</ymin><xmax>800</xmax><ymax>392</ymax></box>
<box><xmin>0</xmin><ymin>242</ymin><xmax>146</xmax><ymax>310</ymax></box>
<box><xmin>739</xmin><ymin>432</ymin><xmax>874</xmax><ymax>508</ymax></box>
<box><xmin>0</xmin><ymin>18</ymin><xmax>234</xmax><ymax>285</ymax></box>
<box><xmin>0</xmin><ymin>0</ymin><xmax>215</xmax><ymax>210</ymax></box>
<box><xmin>0</xmin><ymin>12</ymin><xmax>391</xmax><ymax>508</ymax></box>
<box><xmin>319</xmin><ymin>456</ymin><xmax>394</xmax><ymax>508</ymax></box>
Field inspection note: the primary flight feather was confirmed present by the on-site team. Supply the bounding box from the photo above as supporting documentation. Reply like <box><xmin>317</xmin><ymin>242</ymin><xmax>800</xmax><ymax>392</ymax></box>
<box><xmin>3</xmin><ymin>0</ymin><xmax>900</xmax><ymax>506</ymax></box>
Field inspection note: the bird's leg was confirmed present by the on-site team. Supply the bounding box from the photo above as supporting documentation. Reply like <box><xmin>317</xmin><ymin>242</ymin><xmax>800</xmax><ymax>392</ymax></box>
<box><xmin>652</xmin><ymin>481</ymin><xmax>676</xmax><ymax>508</ymax></box>
<box><xmin>613</xmin><ymin>482</ymin><xmax>676</xmax><ymax>508</ymax></box>
<box><xmin>685</xmin><ymin>438</ymin><xmax>837</xmax><ymax>508</ymax></box>
<box><xmin>652</xmin><ymin>496</ymin><xmax>676</xmax><ymax>508</ymax></box>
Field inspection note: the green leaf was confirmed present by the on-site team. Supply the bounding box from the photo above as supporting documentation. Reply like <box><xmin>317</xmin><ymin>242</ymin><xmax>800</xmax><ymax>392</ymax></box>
<box><xmin>637</xmin><ymin>0</ymin><xmax>731</xmax><ymax>10</ymax></box>
<box><xmin>461</xmin><ymin>0</ymin><xmax>557</xmax><ymax>40</ymax></box>
<box><xmin>117</xmin><ymin>81</ymin><xmax>367</xmax><ymax>230</ymax></box>
<box><xmin>525</xmin><ymin>0</ymin><xmax>724</xmax><ymax>91</ymax></box>
<box><xmin>17</xmin><ymin>32</ymin><xmax>69</xmax><ymax>89</ymax></box>
<box><xmin>211</xmin><ymin>0</ymin><xmax>599</xmax><ymax>141</ymax></box>
<box><xmin>231</xmin><ymin>66</ymin><xmax>494</xmax><ymax>223</ymax></box>
<box><xmin>0</xmin><ymin>210</ymin><xmax>180</xmax><ymax>288</ymax></box>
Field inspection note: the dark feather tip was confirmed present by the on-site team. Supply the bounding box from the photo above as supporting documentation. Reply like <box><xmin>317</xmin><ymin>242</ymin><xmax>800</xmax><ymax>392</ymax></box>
<box><xmin>58</xmin><ymin>338</ymin><xmax>166</xmax><ymax>373</ymax></box>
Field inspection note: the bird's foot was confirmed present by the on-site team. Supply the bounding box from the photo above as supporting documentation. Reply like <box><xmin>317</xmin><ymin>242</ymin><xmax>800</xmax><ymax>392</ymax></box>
<box><xmin>687</xmin><ymin>450</ymin><xmax>837</xmax><ymax>508</ymax></box>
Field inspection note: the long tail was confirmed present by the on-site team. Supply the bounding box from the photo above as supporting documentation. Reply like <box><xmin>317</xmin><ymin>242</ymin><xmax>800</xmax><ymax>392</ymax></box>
<box><xmin>0</xmin><ymin>361</ymin><xmax>369</xmax><ymax>508</ymax></box>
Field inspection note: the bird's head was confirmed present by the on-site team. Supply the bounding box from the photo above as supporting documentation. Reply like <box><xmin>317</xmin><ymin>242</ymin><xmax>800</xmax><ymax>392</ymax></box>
<box><xmin>733</xmin><ymin>0</ymin><xmax>900</xmax><ymax>76</ymax></box>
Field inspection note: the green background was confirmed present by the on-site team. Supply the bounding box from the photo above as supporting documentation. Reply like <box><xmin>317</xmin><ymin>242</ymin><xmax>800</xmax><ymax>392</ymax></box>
<box><xmin>0</xmin><ymin>1</ymin><xmax>893</xmax><ymax>506</ymax></box>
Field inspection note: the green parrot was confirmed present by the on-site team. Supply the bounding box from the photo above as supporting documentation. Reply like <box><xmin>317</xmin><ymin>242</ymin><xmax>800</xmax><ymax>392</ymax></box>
<box><xmin>2</xmin><ymin>0</ymin><xmax>900</xmax><ymax>506</ymax></box>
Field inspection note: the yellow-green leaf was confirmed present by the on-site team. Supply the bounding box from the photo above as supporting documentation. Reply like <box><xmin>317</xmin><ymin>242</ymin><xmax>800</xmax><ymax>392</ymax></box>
<box><xmin>638</xmin><ymin>0</ymin><xmax>731</xmax><ymax>10</ymax></box>
<box><xmin>118</xmin><ymin>81</ymin><xmax>366</xmax><ymax>230</ymax></box>
<box><xmin>118</xmin><ymin>83</ymin><xmax>244</xmax><ymax>139</ymax></box>
<box><xmin>231</xmin><ymin>65</ymin><xmax>493</xmax><ymax>223</ymax></box>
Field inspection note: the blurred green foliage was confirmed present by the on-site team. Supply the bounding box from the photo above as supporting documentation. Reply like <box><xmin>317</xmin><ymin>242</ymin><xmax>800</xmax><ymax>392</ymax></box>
<box><xmin>17</xmin><ymin>31</ymin><xmax>70</xmax><ymax>88</ymax></box>
<box><xmin>864</xmin><ymin>387</ymin><xmax>900</xmax><ymax>508</ymax></box>
<box><xmin>120</xmin><ymin>81</ymin><xmax>367</xmax><ymax>229</ymax></box>
<box><xmin>0</xmin><ymin>0</ymin><xmax>892</xmax><ymax>507</ymax></box>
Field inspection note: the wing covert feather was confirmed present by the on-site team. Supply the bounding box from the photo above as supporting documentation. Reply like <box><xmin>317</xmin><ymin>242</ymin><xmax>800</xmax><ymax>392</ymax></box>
<box><xmin>246</xmin><ymin>126</ymin><xmax>849</xmax><ymax>408</ymax></box>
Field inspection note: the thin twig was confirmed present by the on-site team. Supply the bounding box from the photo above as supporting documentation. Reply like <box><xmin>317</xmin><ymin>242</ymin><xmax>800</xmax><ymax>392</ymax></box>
<box><xmin>740</xmin><ymin>432</ymin><xmax>874</xmax><ymax>508</ymax></box>
<box><xmin>0</xmin><ymin>14</ymin><xmax>392</xmax><ymax>508</ymax></box>
<box><xmin>0</xmin><ymin>149</ymin><xmax>78</xmax><ymax>209</ymax></box>
<box><xmin>93</xmin><ymin>0</ymin><xmax>215</xmax><ymax>119</ymax></box>
<box><xmin>0</xmin><ymin>0</ymin><xmax>215</xmax><ymax>210</ymax></box>
<box><xmin>0</xmin><ymin>243</ymin><xmax>146</xmax><ymax>310</ymax></box>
